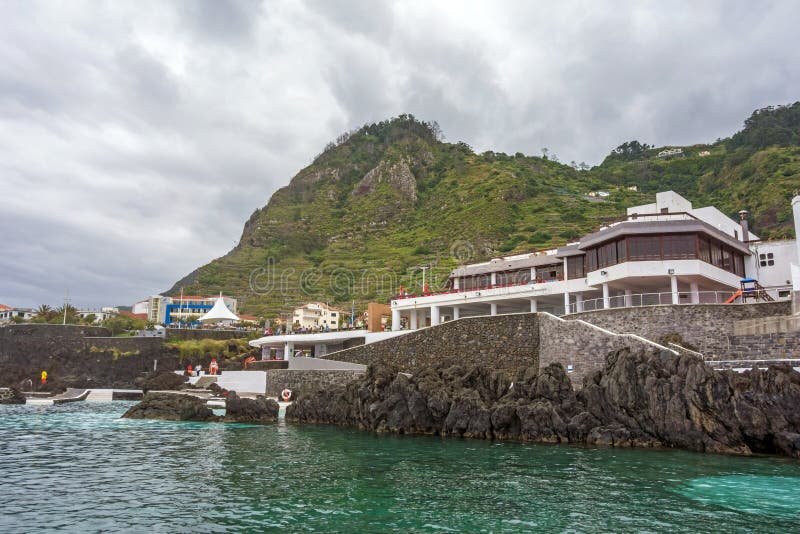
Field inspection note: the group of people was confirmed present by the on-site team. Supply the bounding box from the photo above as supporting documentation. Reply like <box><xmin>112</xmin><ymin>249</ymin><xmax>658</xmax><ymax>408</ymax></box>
<box><xmin>185</xmin><ymin>358</ymin><xmax>219</xmax><ymax>377</ymax></box>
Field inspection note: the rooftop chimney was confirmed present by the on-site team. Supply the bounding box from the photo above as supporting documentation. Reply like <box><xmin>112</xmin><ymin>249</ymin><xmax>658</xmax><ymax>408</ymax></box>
<box><xmin>738</xmin><ymin>210</ymin><xmax>750</xmax><ymax>242</ymax></box>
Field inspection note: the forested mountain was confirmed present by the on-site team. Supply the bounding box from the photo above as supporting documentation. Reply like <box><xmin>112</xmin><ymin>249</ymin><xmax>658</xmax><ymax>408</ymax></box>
<box><xmin>169</xmin><ymin>103</ymin><xmax>800</xmax><ymax>318</ymax></box>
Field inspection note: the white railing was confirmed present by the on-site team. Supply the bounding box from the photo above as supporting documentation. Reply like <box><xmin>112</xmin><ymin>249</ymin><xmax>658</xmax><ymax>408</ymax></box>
<box><xmin>568</xmin><ymin>286</ymin><xmax>792</xmax><ymax>315</ymax></box>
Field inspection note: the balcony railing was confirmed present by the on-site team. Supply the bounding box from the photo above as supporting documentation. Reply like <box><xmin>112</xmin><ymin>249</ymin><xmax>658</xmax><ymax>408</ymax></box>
<box><xmin>394</xmin><ymin>278</ymin><xmax>564</xmax><ymax>301</ymax></box>
<box><xmin>568</xmin><ymin>286</ymin><xmax>792</xmax><ymax>314</ymax></box>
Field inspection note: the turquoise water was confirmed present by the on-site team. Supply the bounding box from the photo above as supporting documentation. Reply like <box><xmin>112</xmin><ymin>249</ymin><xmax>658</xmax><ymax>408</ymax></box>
<box><xmin>2</xmin><ymin>403</ymin><xmax>800</xmax><ymax>532</ymax></box>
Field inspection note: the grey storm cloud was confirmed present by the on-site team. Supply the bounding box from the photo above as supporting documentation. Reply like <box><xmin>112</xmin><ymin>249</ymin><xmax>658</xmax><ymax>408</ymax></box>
<box><xmin>0</xmin><ymin>0</ymin><xmax>798</xmax><ymax>309</ymax></box>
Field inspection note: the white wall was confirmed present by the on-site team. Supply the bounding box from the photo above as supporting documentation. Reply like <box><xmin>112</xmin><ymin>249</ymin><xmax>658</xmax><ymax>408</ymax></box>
<box><xmin>747</xmin><ymin>240</ymin><xmax>797</xmax><ymax>287</ymax></box>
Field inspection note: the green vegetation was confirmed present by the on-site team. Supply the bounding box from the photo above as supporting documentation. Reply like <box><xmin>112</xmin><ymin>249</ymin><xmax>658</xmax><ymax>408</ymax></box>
<box><xmin>169</xmin><ymin>104</ymin><xmax>800</xmax><ymax>318</ymax></box>
<box><xmin>88</xmin><ymin>346</ymin><xmax>141</xmax><ymax>360</ymax></box>
<box><xmin>165</xmin><ymin>338</ymin><xmax>254</xmax><ymax>360</ymax></box>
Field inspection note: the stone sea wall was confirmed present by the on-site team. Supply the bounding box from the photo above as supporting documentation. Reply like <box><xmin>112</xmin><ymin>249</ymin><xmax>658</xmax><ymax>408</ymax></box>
<box><xmin>538</xmin><ymin>314</ymin><xmax>669</xmax><ymax>387</ymax></box>
<box><xmin>0</xmin><ymin>324</ymin><xmax>179</xmax><ymax>390</ymax></box>
<box><xmin>264</xmin><ymin>369</ymin><xmax>365</xmax><ymax>397</ymax></box>
<box><xmin>568</xmin><ymin>302</ymin><xmax>791</xmax><ymax>357</ymax></box>
<box><xmin>324</xmin><ymin>314</ymin><xmax>540</xmax><ymax>373</ymax></box>
<box><xmin>324</xmin><ymin>313</ymin><xmax>669</xmax><ymax>387</ymax></box>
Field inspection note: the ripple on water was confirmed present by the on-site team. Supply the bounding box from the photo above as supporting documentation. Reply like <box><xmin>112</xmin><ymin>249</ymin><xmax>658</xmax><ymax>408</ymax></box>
<box><xmin>2</xmin><ymin>402</ymin><xmax>800</xmax><ymax>532</ymax></box>
<box><xmin>677</xmin><ymin>475</ymin><xmax>800</xmax><ymax>519</ymax></box>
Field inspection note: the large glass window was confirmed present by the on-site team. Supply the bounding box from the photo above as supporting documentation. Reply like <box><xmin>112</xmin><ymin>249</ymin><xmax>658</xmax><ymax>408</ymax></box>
<box><xmin>597</xmin><ymin>241</ymin><xmax>618</xmax><ymax>268</ymax></box>
<box><xmin>710</xmin><ymin>242</ymin><xmax>723</xmax><ymax>268</ymax></box>
<box><xmin>617</xmin><ymin>239</ymin><xmax>628</xmax><ymax>262</ymax></box>
<box><xmin>662</xmin><ymin>234</ymin><xmax>697</xmax><ymax>259</ymax></box>
<box><xmin>628</xmin><ymin>236</ymin><xmax>661</xmax><ymax>260</ymax></box>
<box><xmin>722</xmin><ymin>247</ymin><xmax>733</xmax><ymax>272</ymax></box>
<box><xmin>535</xmin><ymin>264</ymin><xmax>562</xmax><ymax>281</ymax></box>
<box><xmin>698</xmin><ymin>237</ymin><xmax>711</xmax><ymax>263</ymax></box>
<box><xmin>567</xmin><ymin>255</ymin><xmax>585</xmax><ymax>279</ymax></box>
<box><xmin>585</xmin><ymin>248</ymin><xmax>598</xmax><ymax>272</ymax></box>
<box><xmin>496</xmin><ymin>269</ymin><xmax>531</xmax><ymax>285</ymax></box>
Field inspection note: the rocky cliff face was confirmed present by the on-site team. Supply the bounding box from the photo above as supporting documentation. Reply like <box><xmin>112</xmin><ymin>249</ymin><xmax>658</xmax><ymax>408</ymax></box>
<box><xmin>286</xmin><ymin>347</ymin><xmax>800</xmax><ymax>458</ymax></box>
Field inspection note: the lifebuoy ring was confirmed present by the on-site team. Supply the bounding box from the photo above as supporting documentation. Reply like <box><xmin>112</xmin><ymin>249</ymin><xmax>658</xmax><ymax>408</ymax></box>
<box><xmin>281</xmin><ymin>389</ymin><xmax>292</xmax><ymax>401</ymax></box>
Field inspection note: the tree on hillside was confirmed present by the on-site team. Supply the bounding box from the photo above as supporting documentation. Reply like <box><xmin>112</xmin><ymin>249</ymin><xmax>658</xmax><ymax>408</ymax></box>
<box><xmin>729</xmin><ymin>102</ymin><xmax>800</xmax><ymax>150</ymax></box>
<box><xmin>607</xmin><ymin>140</ymin><xmax>652</xmax><ymax>162</ymax></box>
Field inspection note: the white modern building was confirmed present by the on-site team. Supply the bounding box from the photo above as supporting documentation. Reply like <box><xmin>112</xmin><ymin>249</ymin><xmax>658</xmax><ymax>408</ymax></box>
<box><xmin>390</xmin><ymin>191</ymin><xmax>798</xmax><ymax>330</ymax></box>
<box><xmin>77</xmin><ymin>307</ymin><xmax>119</xmax><ymax>323</ymax></box>
<box><xmin>0</xmin><ymin>305</ymin><xmax>36</xmax><ymax>323</ymax></box>
<box><xmin>144</xmin><ymin>294</ymin><xmax>238</xmax><ymax>325</ymax></box>
<box><xmin>292</xmin><ymin>302</ymin><xmax>343</xmax><ymax>331</ymax></box>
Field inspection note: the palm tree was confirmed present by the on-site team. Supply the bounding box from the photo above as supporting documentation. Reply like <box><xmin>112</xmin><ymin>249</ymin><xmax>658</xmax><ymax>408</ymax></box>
<box><xmin>54</xmin><ymin>304</ymin><xmax>79</xmax><ymax>324</ymax></box>
<box><xmin>35</xmin><ymin>304</ymin><xmax>53</xmax><ymax>320</ymax></box>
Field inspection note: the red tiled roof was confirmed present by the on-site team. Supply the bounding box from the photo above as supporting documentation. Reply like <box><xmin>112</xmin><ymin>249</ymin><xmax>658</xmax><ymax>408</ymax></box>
<box><xmin>0</xmin><ymin>304</ymin><xmax>12</xmax><ymax>311</ymax></box>
<box><xmin>239</xmin><ymin>314</ymin><xmax>259</xmax><ymax>321</ymax></box>
<box><xmin>120</xmin><ymin>311</ymin><xmax>147</xmax><ymax>320</ymax></box>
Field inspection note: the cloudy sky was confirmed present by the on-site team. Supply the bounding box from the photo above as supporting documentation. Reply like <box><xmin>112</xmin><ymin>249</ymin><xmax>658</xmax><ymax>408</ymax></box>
<box><xmin>1</xmin><ymin>0</ymin><xmax>798</xmax><ymax>310</ymax></box>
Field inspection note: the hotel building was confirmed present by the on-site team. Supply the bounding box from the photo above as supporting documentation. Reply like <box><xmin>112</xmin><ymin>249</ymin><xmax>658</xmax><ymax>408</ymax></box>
<box><xmin>390</xmin><ymin>191</ymin><xmax>798</xmax><ymax>330</ymax></box>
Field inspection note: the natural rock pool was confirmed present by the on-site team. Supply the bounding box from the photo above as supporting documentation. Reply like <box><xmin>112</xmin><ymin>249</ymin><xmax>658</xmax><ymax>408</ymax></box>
<box><xmin>2</xmin><ymin>402</ymin><xmax>799</xmax><ymax>532</ymax></box>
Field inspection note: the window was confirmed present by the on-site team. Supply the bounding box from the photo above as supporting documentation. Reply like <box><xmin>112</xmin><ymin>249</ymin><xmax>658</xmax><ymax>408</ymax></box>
<box><xmin>662</xmin><ymin>234</ymin><xmax>696</xmax><ymax>259</ymax></box>
<box><xmin>722</xmin><ymin>247</ymin><xmax>733</xmax><ymax>272</ymax></box>
<box><xmin>759</xmin><ymin>252</ymin><xmax>774</xmax><ymax>267</ymax></box>
<box><xmin>585</xmin><ymin>248</ymin><xmax>598</xmax><ymax>272</ymax></box>
<box><xmin>734</xmin><ymin>254</ymin><xmax>745</xmax><ymax>277</ymax></box>
<box><xmin>535</xmin><ymin>264</ymin><xmax>562</xmax><ymax>281</ymax></box>
<box><xmin>698</xmin><ymin>237</ymin><xmax>711</xmax><ymax>263</ymax></box>
<box><xmin>710</xmin><ymin>242</ymin><xmax>723</xmax><ymax>267</ymax></box>
<box><xmin>628</xmin><ymin>236</ymin><xmax>661</xmax><ymax>260</ymax></box>
<box><xmin>597</xmin><ymin>241</ymin><xmax>618</xmax><ymax>268</ymax></box>
<box><xmin>617</xmin><ymin>239</ymin><xmax>628</xmax><ymax>262</ymax></box>
<box><xmin>567</xmin><ymin>255</ymin><xmax>585</xmax><ymax>279</ymax></box>
<box><xmin>505</xmin><ymin>269</ymin><xmax>531</xmax><ymax>284</ymax></box>
<box><xmin>496</xmin><ymin>271</ymin><xmax>525</xmax><ymax>285</ymax></box>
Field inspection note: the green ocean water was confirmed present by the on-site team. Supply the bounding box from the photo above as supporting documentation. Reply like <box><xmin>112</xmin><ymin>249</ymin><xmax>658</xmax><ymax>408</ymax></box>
<box><xmin>2</xmin><ymin>402</ymin><xmax>799</xmax><ymax>533</ymax></box>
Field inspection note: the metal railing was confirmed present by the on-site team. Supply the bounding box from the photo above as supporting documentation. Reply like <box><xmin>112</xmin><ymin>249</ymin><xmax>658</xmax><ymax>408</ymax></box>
<box><xmin>568</xmin><ymin>286</ymin><xmax>792</xmax><ymax>315</ymax></box>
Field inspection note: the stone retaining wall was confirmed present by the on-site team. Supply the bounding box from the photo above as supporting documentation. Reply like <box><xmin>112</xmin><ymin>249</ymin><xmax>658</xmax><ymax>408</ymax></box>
<box><xmin>322</xmin><ymin>314</ymin><xmax>540</xmax><ymax>373</ymax></box>
<box><xmin>720</xmin><ymin>331</ymin><xmax>800</xmax><ymax>361</ymax></box>
<box><xmin>264</xmin><ymin>369</ymin><xmax>365</xmax><ymax>397</ymax></box>
<box><xmin>323</xmin><ymin>312</ymin><xmax>670</xmax><ymax>388</ymax></box>
<box><xmin>538</xmin><ymin>314</ymin><xmax>671</xmax><ymax>387</ymax></box>
<box><xmin>568</xmin><ymin>302</ymin><xmax>791</xmax><ymax>357</ymax></box>
<box><xmin>0</xmin><ymin>324</ymin><xmax>178</xmax><ymax>390</ymax></box>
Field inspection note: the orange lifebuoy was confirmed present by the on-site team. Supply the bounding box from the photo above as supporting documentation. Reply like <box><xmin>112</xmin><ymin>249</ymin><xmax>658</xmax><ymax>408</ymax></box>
<box><xmin>281</xmin><ymin>389</ymin><xmax>292</xmax><ymax>401</ymax></box>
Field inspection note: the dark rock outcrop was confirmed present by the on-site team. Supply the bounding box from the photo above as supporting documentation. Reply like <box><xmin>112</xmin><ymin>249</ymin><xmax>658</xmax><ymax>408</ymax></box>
<box><xmin>137</xmin><ymin>370</ymin><xmax>189</xmax><ymax>393</ymax></box>
<box><xmin>121</xmin><ymin>392</ymin><xmax>217</xmax><ymax>421</ymax></box>
<box><xmin>0</xmin><ymin>387</ymin><xmax>26</xmax><ymax>404</ymax></box>
<box><xmin>223</xmin><ymin>392</ymin><xmax>279</xmax><ymax>423</ymax></box>
<box><xmin>287</xmin><ymin>348</ymin><xmax>800</xmax><ymax>458</ymax></box>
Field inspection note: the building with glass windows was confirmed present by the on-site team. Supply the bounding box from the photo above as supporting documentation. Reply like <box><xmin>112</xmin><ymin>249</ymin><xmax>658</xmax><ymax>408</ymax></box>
<box><xmin>390</xmin><ymin>191</ymin><xmax>797</xmax><ymax>330</ymax></box>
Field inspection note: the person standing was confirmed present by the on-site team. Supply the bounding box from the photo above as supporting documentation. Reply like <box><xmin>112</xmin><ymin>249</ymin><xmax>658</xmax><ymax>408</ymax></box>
<box><xmin>40</xmin><ymin>370</ymin><xmax>47</xmax><ymax>386</ymax></box>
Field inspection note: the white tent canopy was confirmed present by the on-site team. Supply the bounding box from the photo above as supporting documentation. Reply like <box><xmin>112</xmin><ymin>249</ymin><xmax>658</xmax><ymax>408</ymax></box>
<box><xmin>198</xmin><ymin>296</ymin><xmax>240</xmax><ymax>323</ymax></box>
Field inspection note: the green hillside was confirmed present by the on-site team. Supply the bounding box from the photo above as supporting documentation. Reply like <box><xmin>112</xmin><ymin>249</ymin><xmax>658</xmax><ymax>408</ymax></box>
<box><xmin>169</xmin><ymin>104</ymin><xmax>800</xmax><ymax>319</ymax></box>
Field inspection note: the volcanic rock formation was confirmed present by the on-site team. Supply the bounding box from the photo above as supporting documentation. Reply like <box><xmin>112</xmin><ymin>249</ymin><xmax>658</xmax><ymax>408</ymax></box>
<box><xmin>286</xmin><ymin>347</ymin><xmax>800</xmax><ymax>458</ymax></box>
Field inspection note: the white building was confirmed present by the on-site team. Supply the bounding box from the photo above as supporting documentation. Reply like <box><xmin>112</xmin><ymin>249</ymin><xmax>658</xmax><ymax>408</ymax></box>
<box><xmin>0</xmin><ymin>305</ymin><xmax>35</xmax><ymax>323</ymax></box>
<box><xmin>77</xmin><ymin>307</ymin><xmax>118</xmax><ymax>323</ymax></box>
<box><xmin>144</xmin><ymin>294</ymin><xmax>238</xmax><ymax>325</ymax></box>
<box><xmin>132</xmin><ymin>299</ymin><xmax>149</xmax><ymax>315</ymax></box>
<box><xmin>292</xmin><ymin>302</ymin><xmax>343</xmax><ymax>331</ymax></box>
<box><xmin>390</xmin><ymin>191</ymin><xmax>798</xmax><ymax>330</ymax></box>
<box><xmin>657</xmin><ymin>148</ymin><xmax>684</xmax><ymax>159</ymax></box>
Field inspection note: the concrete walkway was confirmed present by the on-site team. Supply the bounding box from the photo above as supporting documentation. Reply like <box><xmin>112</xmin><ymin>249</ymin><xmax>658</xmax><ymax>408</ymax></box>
<box><xmin>25</xmin><ymin>388</ymin><xmax>89</xmax><ymax>406</ymax></box>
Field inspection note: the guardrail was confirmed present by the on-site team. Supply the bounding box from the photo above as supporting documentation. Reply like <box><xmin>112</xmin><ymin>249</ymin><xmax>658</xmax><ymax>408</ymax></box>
<box><xmin>569</xmin><ymin>286</ymin><xmax>792</xmax><ymax>314</ymax></box>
